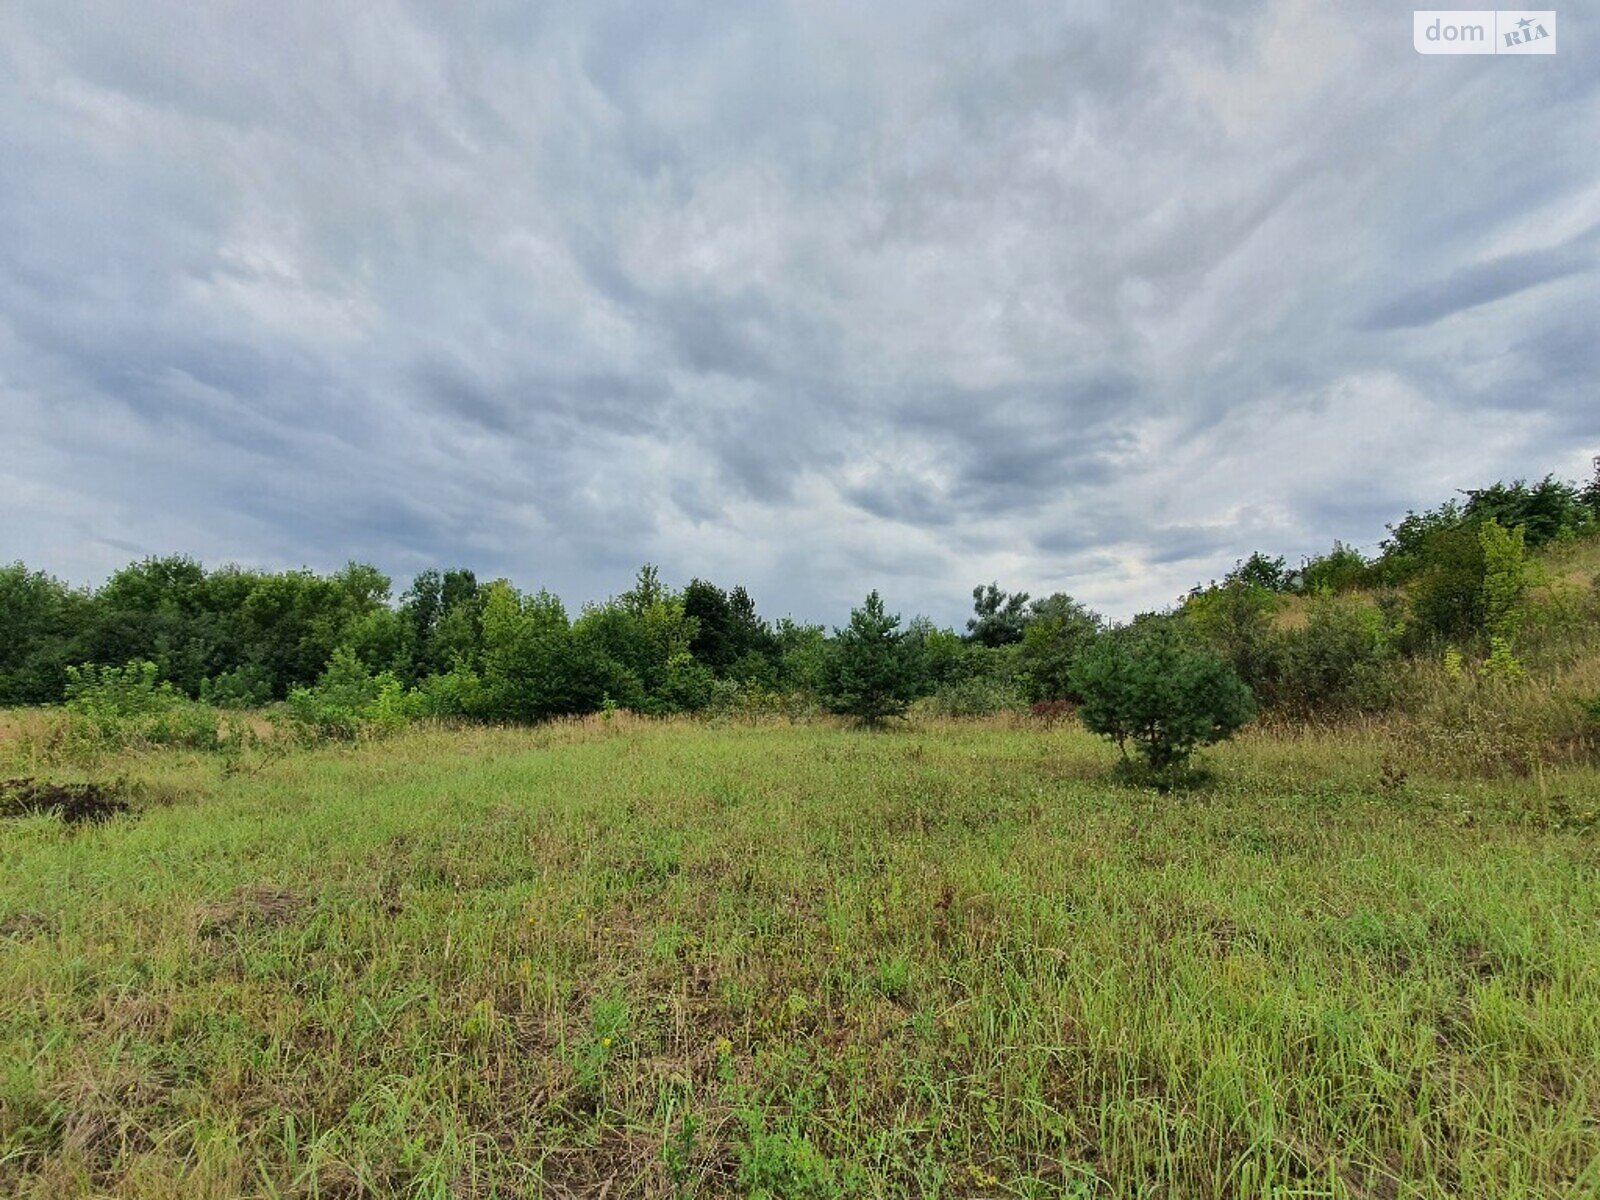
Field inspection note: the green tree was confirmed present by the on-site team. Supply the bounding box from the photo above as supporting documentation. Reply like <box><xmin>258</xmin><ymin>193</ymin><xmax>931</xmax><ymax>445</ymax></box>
<box><xmin>576</xmin><ymin>566</ymin><xmax>713</xmax><ymax>714</ymax></box>
<box><xmin>1581</xmin><ymin>457</ymin><xmax>1600</xmax><ymax>516</ymax></box>
<box><xmin>399</xmin><ymin>567</ymin><xmax>482</xmax><ymax>681</ymax></box>
<box><xmin>1298</xmin><ymin>542</ymin><xmax>1369</xmax><ymax>594</ymax></box>
<box><xmin>774</xmin><ymin>619</ymin><xmax>829</xmax><ymax>694</ymax></box>
<box><xmin>1017</xmin><ymin>593</ymin><xmax>1102</xmax><ymax>702</ymax></box>
<box><xmin>477</xmin><ymin>583</ymin><xmax>624</xmax><ymax>721</ymax></box>
<box><xmin>1377</xmin><ymin>502</ymin><xmax>1465</xmax><ymax>584</ymax></box>
<box><xmin>1070</xmin><ymin>620</ymin><xmax>1256</xmax><ymax>777</ymax></box>
<box><xmin>0</xmin><ymin>563</ymin><xmax>89</xmax><ymax>703</ymax></box>
<box><xmin>1227</xmin><ymin>552</ymin><xmax>1290</xmax><ymax>592</ymax></box>
<box><xmin>1463</xmin><ymin>476</ymin><xmax>1590</xmax><ymax>548</ymax></box>
<box><xmin>965</xmin><ymin>583</ymin><xmax>1031</xmax><ymax>648</ymax></box>
<box><xmin>682</xmin><ymin>579</ymin><xmax>778</xmax><ymax>676</ymax></box>
<box><xmin>823</xmin><ymin>591</ymin><xmax>918</xmax><ymax>725</ymax></box>
<box><xmin>81</xmin><ymin>556</ymin><xmax>239</xmax><ymax>696</ymax></box>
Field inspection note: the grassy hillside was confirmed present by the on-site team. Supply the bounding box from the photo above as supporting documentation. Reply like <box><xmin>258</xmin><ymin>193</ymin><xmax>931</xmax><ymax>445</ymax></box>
<box><xmin>1253</xmin><ymin>535</ymin><xmax>1600</xmax><ymax>775</ymax></box>
<box><xmin>3</xmin><ymin>718</ymin><xmax>1598</xmax><ymax>1198</ymax></box>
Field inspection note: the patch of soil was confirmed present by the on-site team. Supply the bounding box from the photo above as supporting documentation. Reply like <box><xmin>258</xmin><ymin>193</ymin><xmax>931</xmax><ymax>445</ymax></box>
<box><xmin>197</xmin><ymin>884</ymin><xmax>306</xmax><ymax>938</ymax></box>
<box><xmin>0</xmin><ymin>777</ymin><xmax>129</xmax><ymax>825</ymax></box>
<box><xmin>0</xmin><ymin>910</ymin><xmax>51</xmax><ymax>939</ymax></box>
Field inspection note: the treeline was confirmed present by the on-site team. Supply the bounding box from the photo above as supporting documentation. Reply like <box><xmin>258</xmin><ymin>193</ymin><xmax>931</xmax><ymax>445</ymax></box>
<box><xmin>1182</xmin><ymin>469</ymin><xmax>1600</xmax><ymax>714</ymax></box>
<box><xmin>3</xmin><ymin>463</ymin><xmax>1598</xmax><ymax>734</ymax></box>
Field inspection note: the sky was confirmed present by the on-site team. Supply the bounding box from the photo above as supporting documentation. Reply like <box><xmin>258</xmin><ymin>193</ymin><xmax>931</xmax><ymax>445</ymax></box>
<box><xmin>1</xmin><ymin>1</ymin><xmax>1596</xmax><ymax>626</ymax></box>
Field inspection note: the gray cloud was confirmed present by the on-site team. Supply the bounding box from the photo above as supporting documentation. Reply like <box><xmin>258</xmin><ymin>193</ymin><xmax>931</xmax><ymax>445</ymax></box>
<box><xmin>1</xmin><ymin>0</ymin><xmax>1597</xmax><ymax>626</ymax></box>
<box><xmin>1362</xmin><ymin>233</ymin><xmax>1597</xmax><ymax>330</ymax></box>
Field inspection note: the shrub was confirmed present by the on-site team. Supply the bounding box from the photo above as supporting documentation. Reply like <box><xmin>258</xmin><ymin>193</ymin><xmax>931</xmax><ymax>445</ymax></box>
<box><xmin>1277</xmin><ymin>596</ymin><xmax>1397</xmax><ymax>714</ymax></box>
<box><xmin>65</xmin><ymin>660</ymin><xmax>173</xmax><ymax>718</ymax></box>
<box><xmin>62</xmin><ymin>660</ymin><xmax>226</xmax><ymax>752</ymax></box>
<box><xmin>704</xmin><ymin>678</ymin><xmax>822</xmax><ymax>721</ymax></box>
<box><xmin>916</xmin><ymin>672</ymin><xmax>1027</xmax><ymax>718</ymax></box>
<box><xmin>656</xmin><ymin>650</ymin><xmax>716</xmax><ymax>713</ymax></box>
<box><xmin>1183</xmin><ymin>580</ymin><xmax>1283</xmax><ymax>702</ymax></box>
<box><xmin>415</xmin><ymin>663</ymin><xmax>483</xmax><ymax>718</ymax></box>
<box><xmin>1479</xmin><ymin>519</ymin><xmax>1528</xmax><ymax>662</ymax></box>
<box><xmin>199</xmin><ymin>665</ymin><xmax>274</xmax><ymax>709</ymax></box>
<box><xmin>1402</xmin><ymin>524</ymin><xmax>1486</xmax><ymax>649</ymax></box>
<box><xmin>1069</xmin><ymin>620</ymin><xmax>1256</xmax><ymax>777</ymax></box>
<box><xmin>284</xmin><ymin>647</ymin><xmax>421</xmax><ymax>741</ymax></box>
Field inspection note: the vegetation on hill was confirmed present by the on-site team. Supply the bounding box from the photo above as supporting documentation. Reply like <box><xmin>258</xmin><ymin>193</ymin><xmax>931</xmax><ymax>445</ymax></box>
<box><xmin>1</xmin><ymin>459</ymin><xmax>1597</xmax><ymax>775</ymax></box>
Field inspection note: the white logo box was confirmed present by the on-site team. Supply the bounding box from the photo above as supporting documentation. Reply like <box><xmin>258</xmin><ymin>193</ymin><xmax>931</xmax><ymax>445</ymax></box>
<box><xmin>1414</xmin><ymin>10</ymin><xmax>1557</xmax><ymax>54</ymax></box>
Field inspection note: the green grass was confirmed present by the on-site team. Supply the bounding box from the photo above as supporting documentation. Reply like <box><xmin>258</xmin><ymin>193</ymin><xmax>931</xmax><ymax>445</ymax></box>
<box><xmin>2</xmin><ymin>716</ymin><xmax>1598</xmax><ymax>1198</ymax></box>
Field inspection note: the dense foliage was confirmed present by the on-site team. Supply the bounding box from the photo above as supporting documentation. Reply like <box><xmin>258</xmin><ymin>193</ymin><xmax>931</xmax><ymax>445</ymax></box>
<box><xmin>1</xmin><ymin>459</ymin><xmax>1596</xmax><ymax>761</ymax></box>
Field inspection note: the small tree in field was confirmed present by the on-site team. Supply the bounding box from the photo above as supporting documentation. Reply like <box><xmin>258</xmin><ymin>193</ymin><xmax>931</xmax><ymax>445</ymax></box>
<box><xmin>824</xmin><ymin>591</ymin><xmax>918</xmax><ymax>725</ymax></box>
<box><xmin>1069</xmin><ymin>620</ymin><xmax>1255</xmax><ymax>780</ymax></box>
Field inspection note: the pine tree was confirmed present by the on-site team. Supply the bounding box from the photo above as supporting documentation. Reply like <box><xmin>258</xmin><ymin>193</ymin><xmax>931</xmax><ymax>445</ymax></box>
<box><xmin>823</xmin><ymin>591</ymin><xmax>918</xmax><ymax>725</ymax></box>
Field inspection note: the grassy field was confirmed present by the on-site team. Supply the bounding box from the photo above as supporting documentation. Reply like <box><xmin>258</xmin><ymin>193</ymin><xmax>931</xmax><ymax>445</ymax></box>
<box><xmin>2</xmin><ymin>716</ymin><xmax>1598</xmax><ymax>1198</ymax></box>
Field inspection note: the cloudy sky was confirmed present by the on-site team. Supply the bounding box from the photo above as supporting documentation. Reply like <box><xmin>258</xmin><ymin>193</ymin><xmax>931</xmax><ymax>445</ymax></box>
<box><xmin>2</xmin><ymin>2</ymin><xmax>1596</xmax><ymax>624</ymax></box>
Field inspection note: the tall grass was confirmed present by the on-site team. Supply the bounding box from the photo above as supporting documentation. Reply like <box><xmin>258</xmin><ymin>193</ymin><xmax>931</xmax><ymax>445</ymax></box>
<box><xmin>2</xmin><ymin>716</ymin><xmax>1597</xmax><ymax>1197</ymax></box>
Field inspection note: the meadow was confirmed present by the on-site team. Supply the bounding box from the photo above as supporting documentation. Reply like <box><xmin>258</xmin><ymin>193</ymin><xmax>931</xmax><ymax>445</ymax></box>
<box><xmin>2</xmin><ymin>715</ymin><xmax>1598</xmax><ymax>1198</ymax></box>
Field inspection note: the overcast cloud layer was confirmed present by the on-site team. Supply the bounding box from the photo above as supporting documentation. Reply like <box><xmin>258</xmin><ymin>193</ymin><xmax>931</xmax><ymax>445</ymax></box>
<box><xmin>2</xmin><ymin>1</ymin><xmax>1597</xmax><ymax>624</ymax></box>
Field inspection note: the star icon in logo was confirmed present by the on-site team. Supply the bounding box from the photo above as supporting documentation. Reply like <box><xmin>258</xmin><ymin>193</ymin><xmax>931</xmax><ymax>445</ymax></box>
<box><xmin>1517</xmin><ymin>17</ymin><xmax>1534</xmax><ymax>30</ymax></box>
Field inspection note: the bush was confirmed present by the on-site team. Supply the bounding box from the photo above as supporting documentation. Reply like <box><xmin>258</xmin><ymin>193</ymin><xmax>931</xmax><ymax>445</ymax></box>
<box><xmin>199</xmin><ymin>665</ymin><xmax>274</xmax><ymax>709</ymax></box>
<box><xmin>703</xmin><ymin>678</ymin><xmax>822</xmax><ymax>721</ymax></box>
<box><xmin>1402</xmin><ymin>524</ymin><xmax>1486</xmax><ymax>649</ymax></box>
<box><xmin>1277</xmin><ymin>596</ymin><xmax>1397</xmax><ymax>714</ymax></box>
<box><xmin>1183</xmin><ymin>580</ymin><xmax>1284</xmax><ymax>701</ymax></box>
<box><xmin>414</xmin><ymin>663</ymin><xmax>483</xmax><ymax>718</ymax></box>
<box><xmin>62</xmin><ymin>660</ymin><xmax>228</xmax><ymax>752</ymax></box>
<box><xmin>1298</xmin><ymin>542</ymin><xmax>1369</xmax><ymax>594</ymax></box>
<box><xmin>1069</xmin><ymin>620</ymin><xmax>1256</xmax><ymax>778</ymax></box>
<box><xmin>1479</xmin><ymin>519</ymin><xmax>1528</xmax><ymax>659</ymax></box>
<box><xmin>916</xmin><ymin>672</ymin><xmax>1027</xmax><ymax>718</ymax></box>
<box><xmin>1227</xmin><ymin>552</ymin><xmax>1291</xmax><ymax>592</ymax></box>
<box><xmin>284</xmin><ymin>648</ymin><xmax>421</xmax><ymax>741</ymax></box>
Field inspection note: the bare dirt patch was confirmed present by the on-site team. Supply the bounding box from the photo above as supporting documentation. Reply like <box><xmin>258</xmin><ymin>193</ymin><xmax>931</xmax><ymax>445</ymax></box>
<box><xmin>0</xmin><ymin>777</ymin><xmax>129</xmax><ymax>825</ymax></box>
<box><xmin>196</xmin><ymin>884</ymin><xmax>307</xmax><ymax>939</ymax></box>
